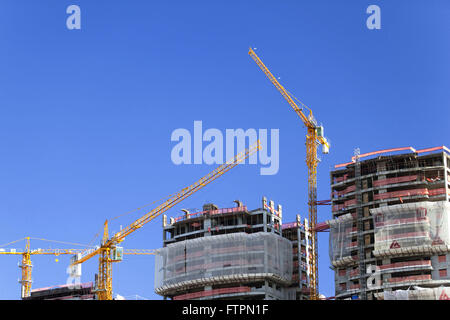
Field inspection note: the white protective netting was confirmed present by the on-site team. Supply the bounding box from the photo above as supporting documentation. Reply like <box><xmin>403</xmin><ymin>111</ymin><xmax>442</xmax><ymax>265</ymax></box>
<box><xmin>372</xmin><ymin>201</ymin><xmax>450</xmax><ymax>252</ymax></box>
<box><xmin>383</xmin><ymin>286</ymin><xmax>450</xmax><ymax>300</ymax></box>
<box><xmin>329</xmin><ymin>213</ymin><xmax>356</xmax><ymax>263</ymax></box>
<box><xmin>154</xmin><ymin>232</ymin><xmax>292</xmax><ymax>290</ymax></box>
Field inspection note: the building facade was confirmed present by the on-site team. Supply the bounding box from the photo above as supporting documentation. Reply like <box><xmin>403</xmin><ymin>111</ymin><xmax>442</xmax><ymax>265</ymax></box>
<box><xmin>154</xmin><ymin>197</ymin><xmax>312</xmax><ymax>300</ymax></box>
<box><xmin>329</xmin><ymin>147</ymin><xmax>450</xmax><ymax>300</ymax></box>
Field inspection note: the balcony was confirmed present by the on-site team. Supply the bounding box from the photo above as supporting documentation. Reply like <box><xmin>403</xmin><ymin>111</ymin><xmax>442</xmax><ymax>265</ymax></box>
<box><xmin>173</xmin><ymin>286</ymin><xmax>251</xmax><ymax>300</ymax></box>
<box><xmin>378</xmin><ymin>260</ymin><xmax>432</xmax><ymax>273</ymax></box>
<box><xmin>387</xmin><ymin>274</ymin><xmax>431</xmax><ymax>284</ymax></box>
<box><xmin>373</xmin><ymin>175</ymin><xmax>418</xmax><ymax>188</ymax></box>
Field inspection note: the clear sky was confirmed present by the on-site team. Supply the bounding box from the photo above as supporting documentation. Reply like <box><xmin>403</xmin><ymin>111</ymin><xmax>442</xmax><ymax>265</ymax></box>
<box><xmin>0</xmin><ymin>0</ymin><xmax>449</xmax><ymax>300</ymax></box>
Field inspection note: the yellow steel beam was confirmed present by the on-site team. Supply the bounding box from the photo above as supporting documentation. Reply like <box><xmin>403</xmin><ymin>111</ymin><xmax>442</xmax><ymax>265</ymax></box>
<box><xmin>73</xmin><ymin>140</ymin><xmax>261</xmax><ymax>300</ymax></box>
<box><xmin>249</xmin><ymin>48</ymin><xmax>328</xmax><ymax>300</ymax></box>
<box><xmin>110</xmin><ymin>140</ymin><xmax>262</xmax><ymax>246</ymax></box>
<box><xmin>18</xmin><ymin>237</ymin><xmax>32</xmax><ymax>299</ymax></box>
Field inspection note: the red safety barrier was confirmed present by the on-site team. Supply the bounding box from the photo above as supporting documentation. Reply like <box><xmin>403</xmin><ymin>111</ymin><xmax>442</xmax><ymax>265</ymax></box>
<box><xmin>379</xmin><ymin>260</ymin><xmax>431</xmax><ymax>271</ymax></box>
<box><xmin>346</xmin><ymin>241</ymin><xmax>358</xmax><ymax>249</ymax></box>
<box><xmin>167</xmin><ymin>245</ymin><xmax>266</xmax><ymax>263</ymax></box>
<box><xmin>334</xmin><ymin>174</ymin><xmax>349</xmax><ymax>183</ymax></box>
<box><xmin>349</xmin><ymin>284</ymin><xmax>360</xmax><ymax>290</ymax></box>
<box><xmin>332</xmin><ymin>204</ymin><xmax>345</xmax><ymax>212</ymax></box>
<box><xmin>349</xmin><ymin>269</ymin><xmax>360</xmax><ymax>277</ymax></box>
<box><xmin>183</xmin><ymin>259</ymin><xmax>265</xmax><ymax>273</ymax></box>
<box><xmin>373</xmin><ymin>175</ymin><xmax>418</xmax><ymax>187</ymax></box>
<box><xmin>263</xmin><ymin>203</ymin><xmax>281</xmax><ymax>217</ymax></box>
<box><xmin>173</xmin><ymin>286</ymin><xmax>251</xmax><ymax>300</ymax></box>
<box><xmin>428</xmin><ymin>188</ymin><xmax>447</xmax><ymax>196</ymax></box>
<box><xmin>331</xmin><ymin>199</ymin><xmax>358</xmax><ymax>212</ymax></box>
<box><xmin>315</xmin><ymin>221</ymin><xmax>330</xmax><ymax>231</ymax></box>
<box><xmin>416</xmin><ymin>146</ymin><xmax>450</xmax><ymax>155</ymax></box>
<box><xmin>334</xmin><ymin>146</ymin><xmax>450</xmax><ymax>169</ymax></box>
<box><xmin>173</xmin><ymin>206</ymin><xmax>248</xmax><ymax>223</ymax></box>
<box><xmin>373</xmin><ymin>188</ymin><xmax>429</xmax><ymax>200</ymax></box>
<box><xmin>332</xmin><ymin>185</ymin><xmax>356</xmax><ymax>197</ymax></box>
<box><xmin>345</xmin><ymin>227</ymin><xmax>358</xmax><ymax>233</ymax></box>
<box><xmin>282</xmin><ymin>222</ymin><xmax>301</xmax><ymax>229</ymax></box>
<box><xmin>352</xmin><ymin>147</ymin><xmax>416</xmax><ymax>162</ymax></box>
<box><xmin>388</xmin><ymin>274</ymin><xmax>431</xmax><ymax>283</ymax></box>
<box><xmin>301</xmin><ymin>287</ymin><xmax>311</xmax><ymax>294</ymax></box>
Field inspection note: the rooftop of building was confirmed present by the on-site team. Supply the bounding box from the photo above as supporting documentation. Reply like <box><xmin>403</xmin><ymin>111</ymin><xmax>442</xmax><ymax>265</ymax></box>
<box><xmin>23</xmin><ymin>282</ymin><xmax>94</xmax><ymax>300</ymax></box>
<box><xmin>333</xmin><ymin>146</ymin><xmax>450</xmax><ymax>171</ymax></box>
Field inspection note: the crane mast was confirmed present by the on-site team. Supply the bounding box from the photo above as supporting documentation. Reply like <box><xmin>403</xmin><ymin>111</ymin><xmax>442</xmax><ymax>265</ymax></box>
<box><xmin>248</xmin><ymin>48</ymin><xmax>329</xmax><ymax>300</ymax></box>
<box><xmin>306</xmin><ymin>126</ymin><xmax>320</xmax><ymax>300</ymax></box>
<box><xmin>19</xmin><ymin>237</ymin><xmax>32</xmax><ymax>299</ymax></box>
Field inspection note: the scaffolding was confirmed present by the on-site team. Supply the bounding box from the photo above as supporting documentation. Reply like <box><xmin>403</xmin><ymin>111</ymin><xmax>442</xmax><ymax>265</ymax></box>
<box><xmin>355</xmin><ymin>150</ymin><xmax>367</xmax><ymax>299</ymax></box>
<box><xmin>372</xmin><ymin>201</ymin><xmax>450</xmax><ymax>253</ymax></box>
<box><xmin>329</xmin><ymin>213</ymin><xmax>356</xmax><ymax>266</ymax></box>
<box><xmin>154</xmin><ymin>232</ymin><xmax>293</xmax><ymax>293</ymax></box>
<box><xmin>383</xmin><ymin>286</ymin><xmax>450</xmax><ymax>300</ymax></box>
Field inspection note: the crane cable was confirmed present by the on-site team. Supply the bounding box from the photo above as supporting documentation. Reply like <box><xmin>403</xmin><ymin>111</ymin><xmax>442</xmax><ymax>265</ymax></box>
<box><xmin>28</xmin><ymin>237</ymin><xmax>95</xmax><ymax>248</ymax></box>
<box><xmin>0</xmin><ymin>237</ymin><xmax>27</xmax><ymax>248</ymax></box>
<box><xmin>0</xmin><ymin>237</ymin><xmax>95</xmax><ymax>249</ymax></box>
<box><xmin>285</xmin><ymin>88</ymin><xmax>312</xmax><ymax>116</ymax></box>
<box><xmin>110</xmin><ymin>191</ymin><xmax>182</xmax><ymax>222</ymax></box>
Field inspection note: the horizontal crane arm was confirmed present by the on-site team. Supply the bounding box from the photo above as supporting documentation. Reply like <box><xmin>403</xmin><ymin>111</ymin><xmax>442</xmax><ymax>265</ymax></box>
<box><xmin>0</xmin><ymin>248</ymin><xmax>154</xmax><ymax>257</ymax></box>
<box><xmin>0</xmin><ymin>249</ymin><xmax>89</xmax><ymax>255</ymax></box>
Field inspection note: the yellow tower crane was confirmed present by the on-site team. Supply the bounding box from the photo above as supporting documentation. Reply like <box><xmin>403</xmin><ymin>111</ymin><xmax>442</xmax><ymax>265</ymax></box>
<box><xmin>70</xmin><ymin>141</ymin><xmax>261</xmax><ymax>300</ymax></box>
<box><xmin>0</xmin><ymin>237</ymin><xmax>155</xmax><ymax>299</ymax></box>
<box><xmin>248</xmin><ymin>48</ymin><xmax>329</xmax><ymax>300</ymax></box>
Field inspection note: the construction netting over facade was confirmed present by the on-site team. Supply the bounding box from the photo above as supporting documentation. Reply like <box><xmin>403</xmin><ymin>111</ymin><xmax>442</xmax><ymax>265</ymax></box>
<box><xmin>383</xmin><ymin>286</ymin><xmax>450</xmax><ymax>300</ymax></box>
<box><xmin>154</xmin><ymin>232</ymin><xmax>293</xmax><ymax>291</ymax></box>
<box><xmin>329</xmin><ymin>213</ymin><xmax>356</xmax><ymax>265</ymax></box>
<box><xmin>329</xmin><ymin>201</ymin><xmax>450</xmax><ymax>264</ymax></box>
<box><xmin>372</xmin><ymin>201</ymin><xmax>450</xmax><ymax>252</ymax></box>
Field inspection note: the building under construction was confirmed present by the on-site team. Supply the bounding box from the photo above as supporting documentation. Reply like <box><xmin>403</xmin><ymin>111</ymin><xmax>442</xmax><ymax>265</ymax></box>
<box><xmin>329</xmin><ymin>146</ymin><xmax>450</xmax><ymax>300</ymax></box>
<box><xmin>154</xmin><ymin>197</ymin><xmax>312</xmax><ymax>300</ymax></box>
<box><xmin>23</xmin><ymin>282</ymin><xmax>95</xmax><ymax>300</ymax></box>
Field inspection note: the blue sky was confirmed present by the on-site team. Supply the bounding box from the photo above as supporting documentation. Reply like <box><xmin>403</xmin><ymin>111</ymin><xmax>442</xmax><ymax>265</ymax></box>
<box><xmin>0</xmin><ymin>0</ymin><xmax>449</xmax><ymax>299</ymax></box>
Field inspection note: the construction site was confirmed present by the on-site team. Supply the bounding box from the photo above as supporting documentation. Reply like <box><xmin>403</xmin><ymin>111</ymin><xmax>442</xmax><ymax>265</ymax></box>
<box><xmin>155</xmin><ymin>198</ymin><xmax>311</xmax><ymax>300</ymax></box>
<box><xmin>327</xmin><ymin>146</ymin><xmax>450</xmax><ymax>300</ymax></box>
<box><xmin>152</xmin><ymin>145</ymin><xmax>450</xmax><ymax>301</ymax></box>
<box><xmin>1</xmin><ymin>47</ymin><xmax>449</xmax><ymax>301</ymax></box>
